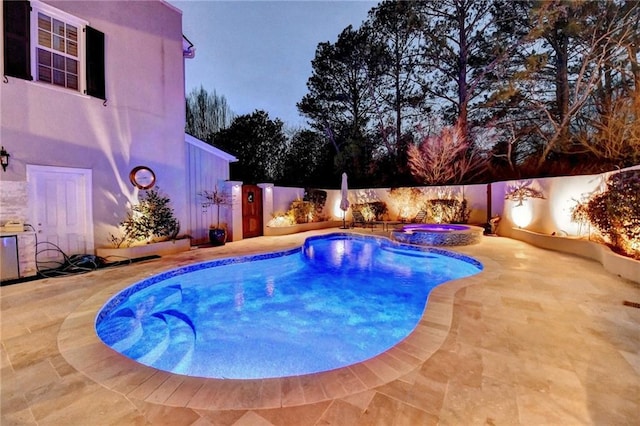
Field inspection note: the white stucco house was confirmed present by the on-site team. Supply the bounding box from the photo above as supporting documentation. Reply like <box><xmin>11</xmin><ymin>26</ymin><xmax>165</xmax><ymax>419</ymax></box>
<box><xmin>0</xmin><ymin>0</ymin><xmax>237</xmax><ymax>278</ymax></box>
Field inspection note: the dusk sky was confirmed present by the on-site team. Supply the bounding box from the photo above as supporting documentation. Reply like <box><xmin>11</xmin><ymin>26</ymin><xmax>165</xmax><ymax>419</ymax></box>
<box><xmin>170</xmin><ymin>0</ymin><xmax>378</xmax><ymax>127</ymax></box>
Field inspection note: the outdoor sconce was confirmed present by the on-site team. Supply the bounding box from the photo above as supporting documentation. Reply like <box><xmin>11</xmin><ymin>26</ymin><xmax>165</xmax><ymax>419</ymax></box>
<box><xmin>0</xmin><ymin>146</ymin><xmax>9</xmax><ymax>172</ymax></box>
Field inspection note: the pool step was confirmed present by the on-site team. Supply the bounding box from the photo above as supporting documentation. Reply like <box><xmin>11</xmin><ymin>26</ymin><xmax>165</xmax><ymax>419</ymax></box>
<box><xmin>145</xmin><ymin>311</ymin><xmax>196</xmax><ymax>372</ymax></box>
<box><xmin>97</xmin><ymin>283</ymin><xmax>197</xmax><ymax>372</ymax></box>
<box><xmin>379</xmin><ymin>244</ymin><xmax>438</xmax><ymax>258</ymax></box>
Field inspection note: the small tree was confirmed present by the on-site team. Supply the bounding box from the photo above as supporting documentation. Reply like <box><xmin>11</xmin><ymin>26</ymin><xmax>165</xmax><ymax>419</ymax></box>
<box><xmin>119</xmin><ymin>188</ymin><xmax>179</xmax><ymax>245</ymax></box>
<box><xmin>200</xmin><ymin>186</ymin><xmax>233</xmax><ymax>229</ymax></box>
<box><xmin>387</xmin><ymin>187</ymin><xmax>424</xmax><ymax>221</ymax></box>
<box><xmin>408</xmin><ymin>122</ymin><xmax>488</xmax><ymax>185</ymax></box>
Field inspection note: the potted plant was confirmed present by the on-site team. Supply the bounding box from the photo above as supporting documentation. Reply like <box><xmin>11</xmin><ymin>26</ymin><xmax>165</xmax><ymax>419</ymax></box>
<box><xmin>200</xmin><ymin>185</ymin><xmax>233</xmax><ymax>246</ymax></box>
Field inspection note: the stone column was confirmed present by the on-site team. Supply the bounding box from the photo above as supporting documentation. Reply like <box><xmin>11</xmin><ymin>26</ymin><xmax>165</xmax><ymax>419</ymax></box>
<box><xmin>225</xmin><ymin>181</ymin><xmax>243</xmax><ymax>241</ymax></box>
<box><xmin>258</xmin><ymin>183</ymin><xmax>274</xmax><ymax>236</ymax></box>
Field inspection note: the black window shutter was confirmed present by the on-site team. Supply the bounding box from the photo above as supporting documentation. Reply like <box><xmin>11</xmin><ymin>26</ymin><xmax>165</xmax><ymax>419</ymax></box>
<box><xmin>3</xmin><ymin>0</ymin><xmax>31</xmax><ymax>80</ymax></box>
<box><xmin>85</xmin><ymin>26</ymin><xmax>105</xmax><ymax>100</ymax></box>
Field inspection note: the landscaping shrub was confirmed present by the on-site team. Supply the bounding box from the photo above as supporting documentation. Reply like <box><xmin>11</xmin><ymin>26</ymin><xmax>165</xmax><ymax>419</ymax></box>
<box><xmin>116</xmin><ymin>188</ymin><xmax>180</xmax><ymax>246</ymax></box>
<box><xmin>269</xmin><ymin>189</ymin><xmax>328</xmax><ymax>226</ymax></box>
<box><xmin>584</xmin><ymin>170</ymin><xmax>640</xmax><ymax>259</ymax></box>
<box><xmin>290</xmin><ymin>200</ymin><xmax>316</xmax><ymax>223</ymax></box>
<box><xmin>303</xmin><ymin>188</ymin><xmax>327</xmax><ymax>216</ymax></box>
<box><xmin>424</xmin><ymin>199</ymin><xmax>470</xmax><ymax>224</ymax></box>
<box><xmin>387</xmin><ymin>187</ymin><xmax>425</xmax><ymax>221</ymax></box>
<box><xmin>352</xmin><ymin>202</ymin><xmax>388</xmax><ymax>221</ymax></box>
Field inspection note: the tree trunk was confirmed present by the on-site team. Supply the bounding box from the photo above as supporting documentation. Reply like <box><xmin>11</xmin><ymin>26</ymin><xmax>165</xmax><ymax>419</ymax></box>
<box><xmin>554</xmin><ymin>22</ymin><xmax>570</xmax><ymax>151</ymax></box>
<box><xmin>457</xmin><ymin>2</ymin><xmax>469</xmax><ymax>139</ymax></box>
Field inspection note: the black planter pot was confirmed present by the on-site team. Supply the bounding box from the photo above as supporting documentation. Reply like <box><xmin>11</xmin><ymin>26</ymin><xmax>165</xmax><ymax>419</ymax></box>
<box><xmin>208</xmin><ymin>228</ymin><xmax>226</xmax><ymax>246</ymax></box>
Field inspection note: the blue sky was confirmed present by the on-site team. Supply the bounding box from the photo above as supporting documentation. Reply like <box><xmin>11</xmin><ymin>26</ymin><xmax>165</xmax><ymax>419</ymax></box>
<box><xmin>169</xmin><ymin>1</ymin><xmax>378</xmax><ymax>127</ymax></box>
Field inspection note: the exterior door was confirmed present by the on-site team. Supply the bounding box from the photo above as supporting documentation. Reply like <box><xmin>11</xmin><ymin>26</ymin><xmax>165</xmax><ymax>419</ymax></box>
<box><xmin>242</xmin><ymin>185</ymin><xmax>262</xmax><ymax>238</ymax></box>
<box><xmin>27</xmin><ymin>165</ymin><xmax>94</xmax><ymax>265</ymax></box>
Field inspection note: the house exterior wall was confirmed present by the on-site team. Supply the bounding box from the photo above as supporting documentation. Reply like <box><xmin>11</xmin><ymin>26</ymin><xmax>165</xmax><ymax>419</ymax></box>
<box><xmin>0</xmin><ymin>0</ymin><xmax>186</xmax><ymax>248</ymax></box>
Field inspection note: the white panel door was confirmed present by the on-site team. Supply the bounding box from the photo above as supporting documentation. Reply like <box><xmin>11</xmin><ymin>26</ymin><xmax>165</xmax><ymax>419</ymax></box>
<box><xmin>28</xmin><ymin>166</ymin><xmax>94</xmax><ymax>266</ymax></box>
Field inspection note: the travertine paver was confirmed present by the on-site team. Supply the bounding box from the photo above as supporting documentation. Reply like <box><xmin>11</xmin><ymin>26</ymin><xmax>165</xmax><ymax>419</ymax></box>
<box><xmin>1</xmin><ymin>228</ymin><xmax>638</xmax><ymax>425</ymax></box>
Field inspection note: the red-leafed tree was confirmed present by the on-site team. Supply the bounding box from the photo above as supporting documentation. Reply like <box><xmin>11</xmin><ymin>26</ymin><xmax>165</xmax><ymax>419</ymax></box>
<box><xmin>407</xmin><ymin>120</ymin><xmax>488</xmax><ymax>185</ymax></box>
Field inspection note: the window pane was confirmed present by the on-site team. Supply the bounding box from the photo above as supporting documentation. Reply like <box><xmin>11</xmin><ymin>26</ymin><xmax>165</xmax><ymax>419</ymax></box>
<box><xmin>53</xmin><ymin>69</ymin><xmax>65</xmax><ymax>86</ymax></box>
<box><xmin>67</xmin><ymin>41</ymin><xmax>78</xmax><ymax>57</ymax></box>
<box><xmin>53</xmin><ymin>35</ymin><xmax>64</xmax><ymax>52</ymax></box>
<box><xmin>53</xmin><ymin>53</ymin><xmax>65</xmax><ymax>71</ymax></box>
<box><xmin>67</xmin><ymin>25</ymin><xmax>77</xmax><ymax>42</ymax></box>
<box><xmin>67</xmin><ymin>73</ymin><xmax>78</xmax><ymax>90</ymax></box>
<box><xmin>66</xmin><ymin>58</ymin><xmax>77</xmax><ymax>74</ymax></box>
<box><xmin>38</xmin><ymin>12</ymin><xmax>51</xmax><ymax>32</ymax></box>
<box><xmin>38</xmin><ymin>29</ymin><xmax>52</xmax><ymax>48</ymax></box>
<box><xmin>53</xmin><ymin>18</ymin><xmax>65</xmax><ymax>36</ymax></box>
<box><xmin>38</xmin><ymin>65</ymin><xmax>52</xmax><ymax>83</ymax></box>
<box><xmin>37</xmin><ymin>48</ymin><xmax>51</xmax><ymax>66</ymax></box>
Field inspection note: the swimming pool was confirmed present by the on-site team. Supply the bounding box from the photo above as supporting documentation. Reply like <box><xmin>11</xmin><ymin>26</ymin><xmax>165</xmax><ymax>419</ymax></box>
<box><xmin>96</xmin><ymin>233</ymin><xmax>482</xmax><ymax>379</ymax></box>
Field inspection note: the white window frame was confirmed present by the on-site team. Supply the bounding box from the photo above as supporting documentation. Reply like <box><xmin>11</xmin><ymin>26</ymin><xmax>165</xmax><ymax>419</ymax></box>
<box><xmin>29</xmin><ymin>0</ymin><xmax>88</xmax><ymax>94</ymax></box>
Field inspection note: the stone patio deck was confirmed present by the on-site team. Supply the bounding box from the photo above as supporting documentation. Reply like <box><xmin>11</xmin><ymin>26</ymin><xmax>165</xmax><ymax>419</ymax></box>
<box><xmin>1</xmin><ymin>228</ymin><xmax>638</xmax><ymax>425</ymax></box>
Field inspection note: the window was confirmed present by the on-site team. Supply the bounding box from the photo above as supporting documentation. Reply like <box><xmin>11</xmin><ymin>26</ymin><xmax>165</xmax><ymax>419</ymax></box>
<box><xmin>35</xmin><ymin>9</ymin><xmax>81</xmax><ymax>90</ymax></box>
<box><xmin>3</xmin><ymin>0</ymin><xmax>105</xmax><ymax>99</ymax></box>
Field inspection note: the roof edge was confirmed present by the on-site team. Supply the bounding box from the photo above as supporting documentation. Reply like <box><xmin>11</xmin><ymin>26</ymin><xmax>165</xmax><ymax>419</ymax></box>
<box><xmin>185</xmin><ymin>133</ymin><xmax>238</xmax><ymax>162</ymax></box>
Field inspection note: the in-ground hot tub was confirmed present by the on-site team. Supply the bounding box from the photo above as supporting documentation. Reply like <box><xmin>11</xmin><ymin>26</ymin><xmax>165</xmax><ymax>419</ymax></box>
<box><xmin>391</xmin><ymin>223</ymin><xmax>484</xmax><ymax>246</ymax></box>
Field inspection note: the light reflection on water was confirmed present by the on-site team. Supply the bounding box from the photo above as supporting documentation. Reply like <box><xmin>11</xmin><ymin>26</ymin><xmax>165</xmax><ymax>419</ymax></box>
<box><xmin>96</xmin><ymin>234</ymin><xmax>481</xmax><ymax>379</ymax></box>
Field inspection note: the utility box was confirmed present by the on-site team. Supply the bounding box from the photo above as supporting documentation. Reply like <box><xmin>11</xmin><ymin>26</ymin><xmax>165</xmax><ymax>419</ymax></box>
<box><xmin>1</xmin><ymin>235</ymin><xmax>20</xmax><ymax>281</ymax></box>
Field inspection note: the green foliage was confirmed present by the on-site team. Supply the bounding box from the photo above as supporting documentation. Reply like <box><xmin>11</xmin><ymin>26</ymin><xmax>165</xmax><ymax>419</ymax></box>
<box><xmin>584</xmin><ymin>170</ymin><xmax>640</xmax><ymax>259</ymax></box>
<box><xmin>387</xmin><ymin>187</ymin><xmax>424</xmax><ymax>220</ymax></box>
<box><xmin>119</xmin><ymin>188</ymin><xmax>180</xmax><ymax>246</ymax></box>
<box><xmin>303</xmin><ymin>189</ymin><xmax>327</xmax><ymax>216</ymax></box>
<box><xmin>417</xmin><ymin>0</ymin><xmax>499</xmax><ymax>132</ymax></box>
<box><xmin>281</xmin><ymin>130</ymin><xmax>334</xmax><ymax>187</ymax></box>
<box><xmin>275</xmin><ymin>192</ymin><xmax>329</xmax><ymax>226</ymax></box>
<box><xmin>290</xmin><ymin>200</ymin><xmax>316</xmax><ymax>224</ymax></box>
<box><xmin>213</xmin><ymin>110</ymin><xmax>286</xmax><ymax>183</ymax></box>
<box><xmin>297</xmin><ymin>25</ymin><xmax>381</xmax><ymax>186</ymax></box>
<box><xmin>424</xmin><ymin>199</ymin><xmax>471</xmax><ymax>224</ymax></box>
<box><xmin>298</xmin><ymin>25</ymin><xmax>377</xmax><ymax>133</ymax></box>
<box><xmin>196</xmin><ymin>2</ymin><xmax>637</xmax><ymax>188</ymax></box>
<box><xmin>487</xmin><ymin>0</ymin><xmax>639</xmax><ymax>177</ymax></box>
<box><xmin>365</xmin><ymin>0</ymin><xmax>425</xmax><ymax>178</ymax></box>
<box><xmin>297</xmin><ymin>0</ymin><xmax>638</xmax><ymax>185</ymax></box>
<box><xmin>289</xmin><ymin>189</ymin><xmax>329</xmax><ymax>224</ymax></box>
<box><xmin>353</xmin><ymin>202</ymin><xmax>388</xmax><ymax>221</ymax></box>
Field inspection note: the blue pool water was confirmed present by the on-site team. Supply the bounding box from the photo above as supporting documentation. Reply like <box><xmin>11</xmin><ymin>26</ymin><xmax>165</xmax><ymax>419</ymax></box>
<box><xmin>96</xmin><ymin>233</ymin><xmax>482</xmax><ymax>379</ymax></box>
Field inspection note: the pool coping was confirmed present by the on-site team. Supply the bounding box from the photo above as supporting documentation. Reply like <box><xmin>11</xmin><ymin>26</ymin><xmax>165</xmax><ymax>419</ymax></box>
<box><xmin>57</xmin><ymin>237</ymin><xmax>499</xmax><ymax>411</ymax></box>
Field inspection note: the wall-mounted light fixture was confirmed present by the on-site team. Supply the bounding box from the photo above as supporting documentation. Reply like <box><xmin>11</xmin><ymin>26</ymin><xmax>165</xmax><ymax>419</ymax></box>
<box><xmin>0</xmin><ymin>146</ymin><xmax>10</xmax><ymax>172</ymax></box>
